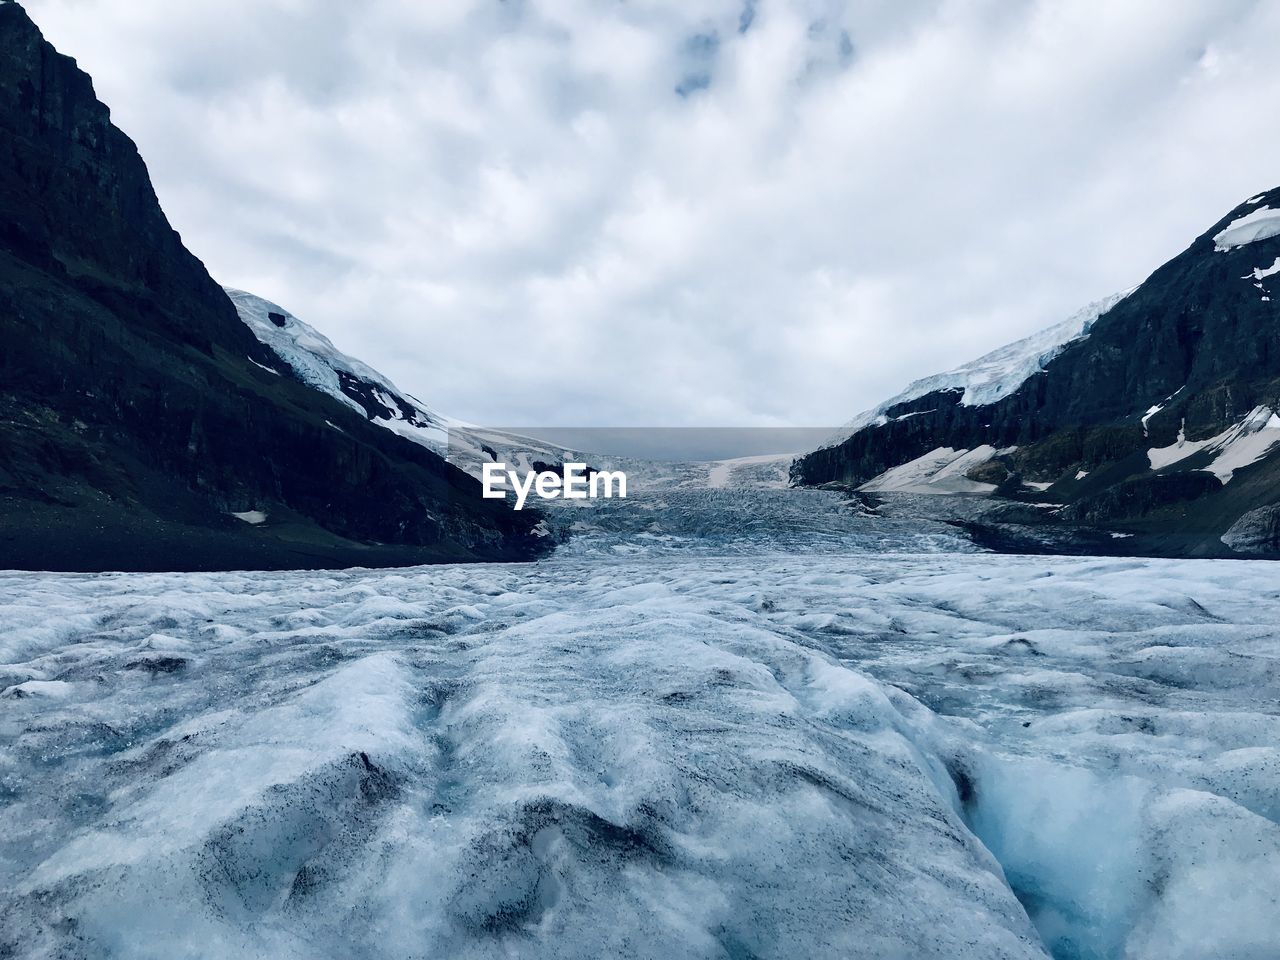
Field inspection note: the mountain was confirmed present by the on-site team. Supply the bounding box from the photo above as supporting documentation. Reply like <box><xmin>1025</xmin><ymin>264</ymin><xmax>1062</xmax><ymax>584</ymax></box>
<box><xmin>793</xmin><ymin>188</ymin><xmax>1280</xmax><ymax>558</ymax></box>
<box><xmin>226</xmin><ymin>288</ymin><xmax>806</xmax><ymax>501</ymax></box>
<box><xmin>0</xmin><ymin>2</ymin><xmax>547</xmax><ymax>571</ymax></box>
<box><xmin>223</xmin><ymin>288</ymin><xmax>588</xmax><ymax>480</ymax></box>
<box><xmin>225</xmin><ymin>288</ymin><xmax>458</xmax><ymax>452</ymax></box>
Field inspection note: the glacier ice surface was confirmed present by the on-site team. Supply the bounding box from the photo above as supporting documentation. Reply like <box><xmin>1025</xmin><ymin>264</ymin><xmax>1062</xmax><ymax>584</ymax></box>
<box><xmin>2</xmin><ymin>492</ymin><xmax>1279</xmax><ymax>959</ymax></box>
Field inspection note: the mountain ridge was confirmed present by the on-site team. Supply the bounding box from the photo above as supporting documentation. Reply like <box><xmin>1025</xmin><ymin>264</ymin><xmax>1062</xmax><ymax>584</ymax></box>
<box><xmin>0</xmin><ymin>1</ymin><xmax>547</xmax><ymax>571</ymax></box>
<box><xmin>793</xmin><ymin>186</ymin><xmax>1280</xmax><ymax>558</ymax></box>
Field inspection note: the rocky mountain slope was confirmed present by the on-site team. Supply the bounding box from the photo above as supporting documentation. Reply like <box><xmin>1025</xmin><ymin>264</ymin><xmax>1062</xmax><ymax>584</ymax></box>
<box><xmin>224</xmin><ymin>288</ymin><xmax>808</xmax><ymax>500</ymax></box>
<box><xmin>0</xmin><ymin>2</ymin><xmax>546</xmax><ymax>571</ymax></box>
<box><xmin>793</xmin><ymin>189</ymin><xmax>1280</xmax><ymax>558</ymax></box>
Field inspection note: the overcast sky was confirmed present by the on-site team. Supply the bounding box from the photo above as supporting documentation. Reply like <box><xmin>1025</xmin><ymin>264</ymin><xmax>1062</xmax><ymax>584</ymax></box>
<box><xmin>24</xmin><ymin>0</ymin><xmax>1280</xmax><ymax>427</ymax></box>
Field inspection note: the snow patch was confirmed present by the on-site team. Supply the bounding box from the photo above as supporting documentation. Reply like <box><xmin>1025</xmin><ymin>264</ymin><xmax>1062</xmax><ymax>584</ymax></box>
<box><xmin>1214</xmin><ymin>206</ymin><xmax>1280</xmax><ymax>251</ymax></box>
<box><xmin>859</xmin><ymin>445</ymin><xmax>1005</xmax><ymax>495</ymax></box>
<box><xmin>246</xmin><ymin>357</ymin><xmax>279</xmax><ymax>376</ymax></box>
<box><xmin>1148</xmin><ymin>406</ymin><xmax>1280</xmax><ymax>482</ymax></box>
<box><xmin>1248</xmin><ymin>257</ymin><xmax>1280</xmax><ymax>281</ymax></box>
<box><xmin>226</xmin><ymin>289</ymin><xmax>396</xmax><ymax>415</ymax></box>
<box><xmin>1141</xmin><ymin>386</ymin><xmax>1185</xmax><ymax>436</ymax></box>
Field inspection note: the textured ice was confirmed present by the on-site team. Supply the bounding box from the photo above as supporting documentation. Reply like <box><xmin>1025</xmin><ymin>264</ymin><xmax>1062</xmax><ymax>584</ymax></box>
<box><xmin>2</xmin><ymin>493</ymin><xmax>1279</xmax><ymax>959</ymax></box>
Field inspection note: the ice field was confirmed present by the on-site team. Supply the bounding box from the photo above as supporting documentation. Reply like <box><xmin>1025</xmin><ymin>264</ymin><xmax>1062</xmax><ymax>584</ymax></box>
<box><xmin>2</xmin><ymin>490</ymin><xmax>1279</xmax><ymax>959</ymax></box>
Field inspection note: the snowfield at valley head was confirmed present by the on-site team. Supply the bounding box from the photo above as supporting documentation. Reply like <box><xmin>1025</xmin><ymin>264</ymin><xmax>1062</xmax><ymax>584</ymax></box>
<box><xmin>3</xmin><ymin>490</ymin><xmax>1280</xmax><ymax>960</ymax></box>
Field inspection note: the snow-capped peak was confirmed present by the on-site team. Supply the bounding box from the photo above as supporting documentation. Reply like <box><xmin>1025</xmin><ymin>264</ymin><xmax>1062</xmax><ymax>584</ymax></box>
<box><xmin>822</xmin><ymin>290</ymin><xmax>1131</xmax><ymax>448</ymax></box>
<box><xmin>225</xmin><ymin>287</ymin><xmax>454</xmax><ymax>451</ymax></box>
<box><xmin>224</xmin><ymin>287</ymin><xmax>586</xmax><ymax>476</ymax></box>
<box><xmin>227</xmin><ymin>289</ymin><xmax>408</xmax><ymax>410</ymax></box>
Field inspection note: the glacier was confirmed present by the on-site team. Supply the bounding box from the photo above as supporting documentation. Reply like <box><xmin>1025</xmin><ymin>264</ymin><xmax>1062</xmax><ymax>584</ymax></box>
<box><xmin>2</xmin><ymin>490</ymin><xmax>1279</xmax><ymax>959</ymax></box>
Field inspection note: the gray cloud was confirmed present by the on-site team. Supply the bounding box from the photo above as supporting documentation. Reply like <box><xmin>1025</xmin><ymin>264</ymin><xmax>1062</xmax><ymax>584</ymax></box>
<box><xmin>24</xmin><ymin>0</ymin><xmax>1280</xmax><ymax>427</ymax></box>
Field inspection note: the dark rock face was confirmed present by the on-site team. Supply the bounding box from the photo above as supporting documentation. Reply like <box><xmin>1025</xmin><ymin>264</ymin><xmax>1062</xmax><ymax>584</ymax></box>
<box><xmin>1062</xmin><ymin>473</ymin><xmax>1224</xmax><ymax>524</ymax></box>
<box><xmin>0</xmin><ymin>3</ymin><xmax>247</xmax><ymax>353</ymax></box>
<box><xmin>0</xmin><ymin>3</ymin><xmax>548</xmax><ymax>570</ymax></box>
<box><xmin>1222</xmin><ymin>505</ymin><xmax>1280</xmax><ymax>555</ymax></box>
<box><xmin>793</xmin><ymin>188</ymin><xmax>1280</xmax><ymax>558</ymax></box>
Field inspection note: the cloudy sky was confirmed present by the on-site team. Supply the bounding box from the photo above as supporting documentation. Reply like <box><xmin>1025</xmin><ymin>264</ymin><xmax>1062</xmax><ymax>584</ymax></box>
<box><xmin>25</xmin><ymin>0</ymin><xmax>1280</xmax><ymax>427</ymax></box>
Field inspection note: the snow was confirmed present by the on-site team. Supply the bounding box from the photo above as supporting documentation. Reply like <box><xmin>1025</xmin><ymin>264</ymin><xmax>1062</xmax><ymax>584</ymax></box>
<box><xmin>1148</xmin><ymin>406</ymin><xmax>1280</xmax><ymax>482</ymax></box>
<box><xmin>859</xmin><ymin>445</ymin><xmax>1004</xmax><ymax>495</ymax></box>
<box><xmin>1213</xmin><ymin>206</ymin><xmax>1280</xmax><ymax>251</ymax></box>
<box><xmin>705</xmin><ymin>454</ymin><xmax>794</xmax><ymax>489</ymax></box>
<box><xmin>229</xmin><ymin>510</ymin><xmax>267</xmax><ymax>525</ymax></box>
<box><xmin>246</xmin><ymin>356</ymin><xmax>279</xmax><ymax>375</ymax></box>
<box><xmin>225</xmin><ymin>287</ymin><xmax>454</xmax><ymax>452</ymax></box>
<box><xmin>1248</xmin><ymin>256</ymin><xmax>1280</xmax><ymax>281</ymax></box>
<box><xmin>225</xmin><ymin>289</ymin><xmax>632</xmax><ymax>486</ymax></box>
<box><xmin>227</xmin><ymin>288</ymin><xmax>402</xmax><ymax>416</ymax></box>
<box><xmin>1203</xmin><ymin>408</ymin><xmax>1280</xmax><ymax>481</ymax></box>
<box><xmin>1141</xmin><ymin>386</ymin><xmax>1183</xmax><ymax>436</ymax></box>
<box><xmin>3</xmin><ymin>500</ymin><xmax>1280</xmax><ymax>958</ymax></box>
<box><xmin>823</xmin><ymin>292</ymin><xmax>1130</xmax><ymax>447</ymax></box>
<box><xmin>375</xmin><ymin>413</ymin><xmax>451</xmax><ymax>451</ymax></box>
<box><xmin>225</xmin><ymin>290</ymin><xmax>833</xmax><ymax>497</ymax></box>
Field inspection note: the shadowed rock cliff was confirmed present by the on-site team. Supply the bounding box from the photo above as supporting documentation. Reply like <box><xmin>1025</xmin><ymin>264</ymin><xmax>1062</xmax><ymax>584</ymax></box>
<box><xmin>0</xmin><ymin>2</ymin><xmax>548</xmax><ymax>570</ymax></box>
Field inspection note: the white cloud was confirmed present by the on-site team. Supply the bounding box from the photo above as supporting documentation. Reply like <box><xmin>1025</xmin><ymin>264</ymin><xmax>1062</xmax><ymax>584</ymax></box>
<box><xmin>23</xmin><ymin>0</ymin><xmax>1280</xmax><ymax>426</ymax></box>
